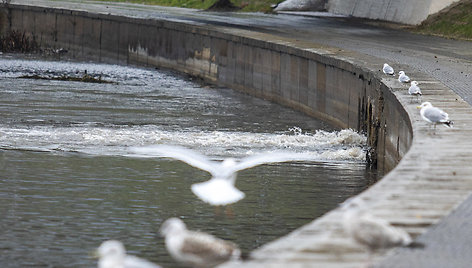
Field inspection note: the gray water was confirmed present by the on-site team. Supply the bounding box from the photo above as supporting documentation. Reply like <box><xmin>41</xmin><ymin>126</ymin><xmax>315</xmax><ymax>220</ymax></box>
<box><xmin>0</xmin><ymin>55</ymin><xmax>376</xmax><ymax>267</ymax></box>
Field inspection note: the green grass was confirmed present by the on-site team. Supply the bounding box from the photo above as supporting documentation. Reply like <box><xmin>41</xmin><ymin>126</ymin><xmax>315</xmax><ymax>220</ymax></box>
<box><xmin>413</xmin><ymin>0</ymin><xmax>472</xmax><ymax>40</ymax></box>
<box><xmin>96</xmin><ymin>0</ymin><xmax>283</xmax><ymax>12</ymax></box>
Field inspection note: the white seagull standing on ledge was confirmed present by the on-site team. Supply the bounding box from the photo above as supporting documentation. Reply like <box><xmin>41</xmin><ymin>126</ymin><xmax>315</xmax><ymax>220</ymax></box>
<box><xmin>398</xmin><ymin>71</ymin><xmax>411</xmax><ymax>83</ymax></box>
<box><xmin>131</xmin><ymin>145</ymin><xmax>314</xmax><ymax>206</ymax></box>
<box><xmin>382</xmin><ymin>63</ymin><xmax>394</xmax><ymax>75</ymax></box>
<box><xmin>160</xmin><ymin>217</ymin><xmax>241</xmax><ymax>268</ymax></box>
<box><xmin>408</xmin><ymin>81</ymin><xmax>422</xmax><ymax>102</ymax></box>
<box><xmin>341</xmin><ymin>198</ymin><xmax>424</xmax><ymax>264</ymax></box>
<box><xmin>417</xmin><ymin>102</ymin><xmax>453</xmax><ymax>129</ymax></box>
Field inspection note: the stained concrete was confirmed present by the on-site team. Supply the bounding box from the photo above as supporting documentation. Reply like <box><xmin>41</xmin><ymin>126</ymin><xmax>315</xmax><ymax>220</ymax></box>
<box><xmin>327</xmin><ymin>0</ymin><xmax>460</xmax><ymax>25</ymax></box>
<box><xmin>1</xmin><ymin>1</ymin><xmax>472</xmax><ymax>267</ymax></box>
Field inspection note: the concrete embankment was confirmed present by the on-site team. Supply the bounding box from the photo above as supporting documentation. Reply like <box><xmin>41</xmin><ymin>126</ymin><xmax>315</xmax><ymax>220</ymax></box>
<box><xmin>1</xmin><ymin>4</ymin><xmax>410</xmax><ymax>173</ymax></box>
<box><xmin>327</xmin><ymin>0</ymin><xmax>460</xmax><ymax>25</ymax></box>
<box><xmin>2</xmin><ymin>2</ymin><xmax>472</xmax><ymax>267</ymax></box>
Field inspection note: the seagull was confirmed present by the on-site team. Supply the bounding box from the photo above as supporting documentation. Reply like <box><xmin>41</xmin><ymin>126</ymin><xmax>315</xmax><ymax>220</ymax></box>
<box><xmin>160</xmin><ymin>217</ymin><xmax>241</xmax><ymax>268</ymax></box>
<box><xmin>95</xmin><ymin>240</ymin><xmax>161</xmax><ymax>268</ymax></box>
<box><xmin>382</xmin><ymin>63</ymin><xmax>394</xmax><ymax>75</ymax></box>
<box><xmin>417</xmin><ymin>102</ymin><xmax>453</xmax><ymax>129</ymax></box>
<box><xmin>408</xmin><ymin>81</ymin><xmax>422</xmax><ymax>102</ymax></box>
<box><xmin>398</xmin><ymin>71</ymin><xmax>411</xmax><ymax>83</ymax></box>
<box><xmin>131</xmin><ymin>145</ymin><xmax>314</xmax><ymax>206</ymax></box>
<box><xmin>341</xmin><ymin>198</ymin><xmax>424</xmax><ymax>261</ymax></box>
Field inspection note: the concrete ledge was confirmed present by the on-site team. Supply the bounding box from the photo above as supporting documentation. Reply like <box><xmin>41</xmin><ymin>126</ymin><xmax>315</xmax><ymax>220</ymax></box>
<box><xmin>2</xmin><ymin>2</ymin><xmax>472</xmax><ymax>267</ymax></box>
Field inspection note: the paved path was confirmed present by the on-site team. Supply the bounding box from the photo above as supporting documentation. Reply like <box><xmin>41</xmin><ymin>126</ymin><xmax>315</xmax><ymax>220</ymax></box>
<box><xmin>376</xmin><ymin>193</ymin><xmax>472</xmax><ymax>268</ymax></box>
<box><xmin>8</xmin><ymin>1</ymin><xmax>472</xmax><ymax>267</ymax></box>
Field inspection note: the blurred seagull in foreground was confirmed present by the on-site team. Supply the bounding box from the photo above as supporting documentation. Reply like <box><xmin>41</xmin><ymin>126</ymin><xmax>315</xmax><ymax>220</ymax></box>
<box><xmin>408</xmin><ymin>81</ymin><xmax>422</xmax><ymax>102</ymax></box>
<box><xmin>417</xmin><ymin>102</ymin><xmax>453</xmax><ymax>129</ymax></box>
<box><xmin>341</xmin><ymin>198</ymin><xmax>424</xmax><ymax>263</ymax></box>
<box><xmin>131</xmin><ymin>145</ymin><xmax>314</xmax><ymax>206</ymax></box>
<box><xmin>160</xmin><ymin>217</ymin><xmax>241</xmax><ymax>268</ymax></box>
<box><xmin>382</xmin><ymin>63</ymin><xmax>394</xmax><ymax>75</ymax></box>
<box><xmin>96</xmin><ymin>240</ymin><xmax>161</xmax><ymax>268</ymax></box>
<box><xmin>398</xmin><ymin>71</ymin><xmax>411</xmax><ymax>83</ymax></box>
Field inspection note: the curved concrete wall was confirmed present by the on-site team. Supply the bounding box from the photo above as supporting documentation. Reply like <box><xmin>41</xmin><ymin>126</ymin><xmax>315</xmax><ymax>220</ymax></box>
<box><xmin>0</xmin><ymin>4</ymin><xmax>412</xmax><ymax>174</ymax></box>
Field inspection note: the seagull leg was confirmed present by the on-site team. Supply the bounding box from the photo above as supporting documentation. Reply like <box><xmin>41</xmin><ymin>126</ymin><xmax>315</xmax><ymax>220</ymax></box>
<box><xmin>365</xmin><ymin>251</ymin><xmax>375</xmax><ymax>268</ymax></box>
<box><xmin>225</xmin><ymin>206</ymin><xmax>235</xmax><ymax>219</ymax></box>
<box><xmin>214</xmin><ymin>206</ymin><xmax>222</xmax><ymax>216</ymax></box>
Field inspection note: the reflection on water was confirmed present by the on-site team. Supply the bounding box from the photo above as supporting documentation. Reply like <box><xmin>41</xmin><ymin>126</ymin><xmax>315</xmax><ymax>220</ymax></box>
<box><xmin>0</xmin><ymin>55</ymin><xmax>376</xmax><ymax>267</ymax></box>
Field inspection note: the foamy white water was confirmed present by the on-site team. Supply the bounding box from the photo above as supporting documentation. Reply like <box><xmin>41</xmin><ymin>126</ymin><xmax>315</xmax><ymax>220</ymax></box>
<box><xmin>0</xmin><ymin>55</ymin><xmax>367</xmax><ymax>162</ymax></box>
<box><xmin>0</xmin><ymin>126</ymin><xmax>366</xmax><ymax>161</ymax></box>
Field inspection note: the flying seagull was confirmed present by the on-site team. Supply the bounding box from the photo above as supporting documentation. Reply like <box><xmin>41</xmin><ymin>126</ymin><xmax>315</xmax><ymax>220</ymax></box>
<box><xmin>95</xmin><ymin>240</ymin><xmax>161</xmax><ymax>268</ymax></box>
<box><xmin>341</xmin><ymin>198</ymin><xmax>424</xmax><ymax>261</ymax></box>
<box><xmin>160</xmin><ymin>217</ymin><xmax>241</xmax><ymax>268</ymax></box>
<box><xmin>382</xmin><ymin>63</ymin><xmax>394</xmax><ymax>75</ymax></box>
<box><xmin>398</xmin><ymin>71</ymin><xmax>411</xmax><ymax>83</ymax></box>
<box><xmin>417</xmin><ymin>102</ymin><xmax>453</xmax><ymax>129</ymax></box>
<box><xmin>408</xmin><ymin>81</ymin><xmax>422</xmax><ymax>102</ymax></box>
<box><xmin>131</xmin><ymin>145</ymin><xmax>314</xmax><ymax>206</ymax></box>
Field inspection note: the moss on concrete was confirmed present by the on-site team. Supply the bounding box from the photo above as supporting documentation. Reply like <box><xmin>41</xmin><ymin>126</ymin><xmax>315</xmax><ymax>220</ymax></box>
<box><xmin>0</xmin><ymin>30</ymin><xmax>39</xmax><ymax>52</ymax></box>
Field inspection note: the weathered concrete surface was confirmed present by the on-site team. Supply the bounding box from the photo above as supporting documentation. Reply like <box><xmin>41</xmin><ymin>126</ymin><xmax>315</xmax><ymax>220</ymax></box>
<box><xmin>2</xmin><ymin>1</ymin><xmax>472</xmax><ymax>267</ymax></box>
<box><xmin>375</xmin><ymin>193</ymin><xmax>472</xmax><ymax>268</ymax></box>
<box><xmin>327</xmin><ymin>0</ymin><xmax>461</xmax><ymax>25</ymax></box>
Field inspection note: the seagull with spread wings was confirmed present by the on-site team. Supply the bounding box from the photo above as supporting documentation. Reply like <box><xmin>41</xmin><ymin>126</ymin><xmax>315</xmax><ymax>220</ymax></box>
<box><xmin>131</xmin><ymin>145</ymin><xmax>314</xmax><ymax>206</ymax></box>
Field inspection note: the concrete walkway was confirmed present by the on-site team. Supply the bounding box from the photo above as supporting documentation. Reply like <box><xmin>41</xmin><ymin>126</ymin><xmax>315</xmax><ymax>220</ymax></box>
<box><xmin>7</xmin><ymin>1</ymin><xmax>472</xmax><ymax>267</ymax></box>
<box><xmin>376</xmin><ymin>193</ymin><xmax>472</xmax><ymax>268</ymax></box>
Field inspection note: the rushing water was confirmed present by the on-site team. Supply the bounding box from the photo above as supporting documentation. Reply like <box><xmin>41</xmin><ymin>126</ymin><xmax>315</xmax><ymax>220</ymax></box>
<box><xmin>0</xmin><ymin>55</ymin><xmax>375</xmax><ymax>267</ymax></box>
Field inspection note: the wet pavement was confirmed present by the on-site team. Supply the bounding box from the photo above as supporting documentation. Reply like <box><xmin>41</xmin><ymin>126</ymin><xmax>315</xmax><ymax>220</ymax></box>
<box><xmin>7</xmin><ymin>1</ymin><xmax>472</xmax><ymax>267</ymax></box>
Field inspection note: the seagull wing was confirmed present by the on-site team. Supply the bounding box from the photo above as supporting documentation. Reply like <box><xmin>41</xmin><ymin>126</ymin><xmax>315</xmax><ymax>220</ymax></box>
<box><xmin>180</xmin><ymin>231</ymin><xmax>240</xmax><ymax>265</ymax></box>
<box><xmin>383</xmin><ymin>65</ymin><xmax>394</xmax><ymax>75</ymax></box>
<box><xmin>353</xmin><ymin>215</ymin><xmax>411</xmax><ymax>250</ymax></box>
<box><xmin>424</xmin><ymin>107</ymin><xmax>449</xmax><ymax>123</ymax></box>
<box><xmin>231</xmin><ymin>152</ymin><xmax>315</xmax><ymax>173</ymax></box>
<box><xmin>409</xmin><ymin>85</ymin><xmax>421</xmax><ymax>95</ymax></box>
<box><xmin>130</xmin><ymin>145</ymin><xmax>218</xmax><ymax>175</ymax></box>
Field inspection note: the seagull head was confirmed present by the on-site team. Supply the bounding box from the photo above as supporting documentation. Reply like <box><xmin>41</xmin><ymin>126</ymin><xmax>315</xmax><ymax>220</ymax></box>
<box><xmin>411</xmin><ymin>81</ymin><xmax>419</xmax><ymax>86</ymax></box>
<box><xmin>417</xmin><ymin>102</ymin><xmax>432</xmax><ymax>109</ymax></box>
<box><xmin>383</xmin><ymin>63</ymin><xmax>389</xmax><ymax>67</ymax></box>
<box><xmin>160</xmin><ymin>217</ymin><xmax>187</xmax><ymax>237</ymax></box>
<box><xmin>96</xmin><ymin>240</ymin><xmax>126</xmax><ymax>259</ymax></box>
<box><xmin>339</xmin><ymin>197</ymin><xmax>366</xmax><ymax>211</ymax></box>
<box><xmin>398</xmin><ymin>71</ymin><xmax>405</xmax><ymax>75</ymax></box>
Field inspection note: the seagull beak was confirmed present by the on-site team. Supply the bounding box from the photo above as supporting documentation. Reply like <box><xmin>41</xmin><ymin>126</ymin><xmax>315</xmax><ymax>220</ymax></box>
<box><xmin>416</xmin><ymin>106</ymin><xmax>422</xmax><ymax>109</ymax></box>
